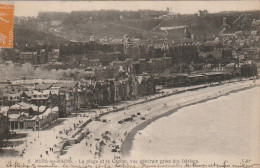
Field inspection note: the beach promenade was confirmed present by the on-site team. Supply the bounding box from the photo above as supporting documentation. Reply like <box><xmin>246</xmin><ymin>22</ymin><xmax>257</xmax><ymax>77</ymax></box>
<box><xmin>3</xmin><ymin>78</ymin><xmax>258</xmax><ymax>160</ymax></box>
<box><xmin>63</xmin><ymin>79</ymin><xmax>258</xmax><ymax>159</ymax></box>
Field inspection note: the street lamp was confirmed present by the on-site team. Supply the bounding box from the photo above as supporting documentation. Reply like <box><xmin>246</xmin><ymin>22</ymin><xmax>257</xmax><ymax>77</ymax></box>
<box><xmin>35</xmin><ymin>116</ymin><xmax>40</xmax><ymax>138</ymax></box>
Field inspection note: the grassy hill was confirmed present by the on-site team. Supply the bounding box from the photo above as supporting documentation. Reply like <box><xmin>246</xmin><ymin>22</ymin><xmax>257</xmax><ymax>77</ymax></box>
<box><xmin>57</xmin><ymin>11</ymin><xmax>259</xmax><ymax>42</ymax></box>
<box><xmin>56</xmin><ymin>19</ymin><xmax>164</xmax><ymax>42</ymax></box>
<box><xmin>14</xmin><ymin>25</ymin><xmax>68</xmax><ymax>47</ymax></box>
<box><xmin>15</xmin><ymin>10</ymin><xmax>260</xmax><ymax>44</ymax></box>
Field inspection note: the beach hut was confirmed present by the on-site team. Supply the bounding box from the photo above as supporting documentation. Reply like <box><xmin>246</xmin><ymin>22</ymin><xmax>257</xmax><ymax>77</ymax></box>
<box><xmin>124</xmin><ymin>117</ymin><xmax>133</xmax><ymax>122</ymax></box>
<box><xmin>100</xmin><ymin>140</ymin><xmax>106</xmax><ymax>146</ymax></box>
<box><xmin>94</xmin><ymin>138</ymin><xmax>100</xmax><ymax>141</ymax></box>
<box><xmin>118</xmin><ymin>120</ymin><xmax>124</xmax><ymax>124</ymax></box>
<box><xmin>105</xmin><ymin>131</ymin><xmax>111</xmax><ymax>135</ymax></box>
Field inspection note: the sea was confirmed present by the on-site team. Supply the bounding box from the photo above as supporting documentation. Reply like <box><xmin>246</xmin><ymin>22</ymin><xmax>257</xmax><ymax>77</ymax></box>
<box><xmin>129</xmin><ymin>87</ymin><xmax>260</xmax><ymax>163</ymax></box>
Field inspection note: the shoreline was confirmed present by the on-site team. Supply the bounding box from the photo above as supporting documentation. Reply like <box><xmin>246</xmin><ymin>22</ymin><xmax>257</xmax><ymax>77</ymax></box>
<box><xmin>121</xmin><ymin>84</ymin><xmax>255</xmax><ymax>157</ymax></box>
<box><xmin>5</xmin><ymin>79</ymin><xmax>255</xmax><ymax>159</ymax></box>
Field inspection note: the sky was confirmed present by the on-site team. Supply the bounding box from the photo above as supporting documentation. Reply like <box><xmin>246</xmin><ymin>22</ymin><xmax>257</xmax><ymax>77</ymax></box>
<box><xmin>14</xmin><ymin>1</ymin><xmax>260</xmax><ymax>17</ymax></box>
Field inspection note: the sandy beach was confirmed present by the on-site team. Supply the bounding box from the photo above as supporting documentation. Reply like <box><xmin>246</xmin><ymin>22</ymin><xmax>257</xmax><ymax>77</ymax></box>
<box><xmin>1</xmin><ymin>79</ymin><xmax>258</xmax><ymax>162</ymax></box>
<box><xmin>62</xmin><ymin>79</ymin><xmax>258</xmax><ymax>159</ymax></box>
<box><xmin>121</xmin><ymin>84</ymin><xmax>257</xmax><ymax>157</ymax></box>
<box><xmin>129</xmin><ymin>86</ymin><xmax>259</xmax><ymax>164</ymax></box>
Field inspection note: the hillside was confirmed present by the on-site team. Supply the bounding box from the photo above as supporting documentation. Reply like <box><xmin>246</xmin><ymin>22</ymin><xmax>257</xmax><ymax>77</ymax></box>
<box><xmin>151</xmin><ymin>13</ymin><xmax>246</xmax><ymax>40</ymax></box>
<box><xmin>55</xmin><ymin>19</ymin><xmax>164</xmax><ymax>42</ymax></box>
<box><xmin>14</xmin><ymin>10</ymin><xmax>260</xmax><ymax>44</ymax></box>
<box><xmin>13</xmin><ymin>25</ymin><xmax>68</xmax><ymax>47</ymax></box>
<box><xmin>55</xmin><ymin>10</ymin><xmax>259</xmax><ymax>42</ymax></box>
